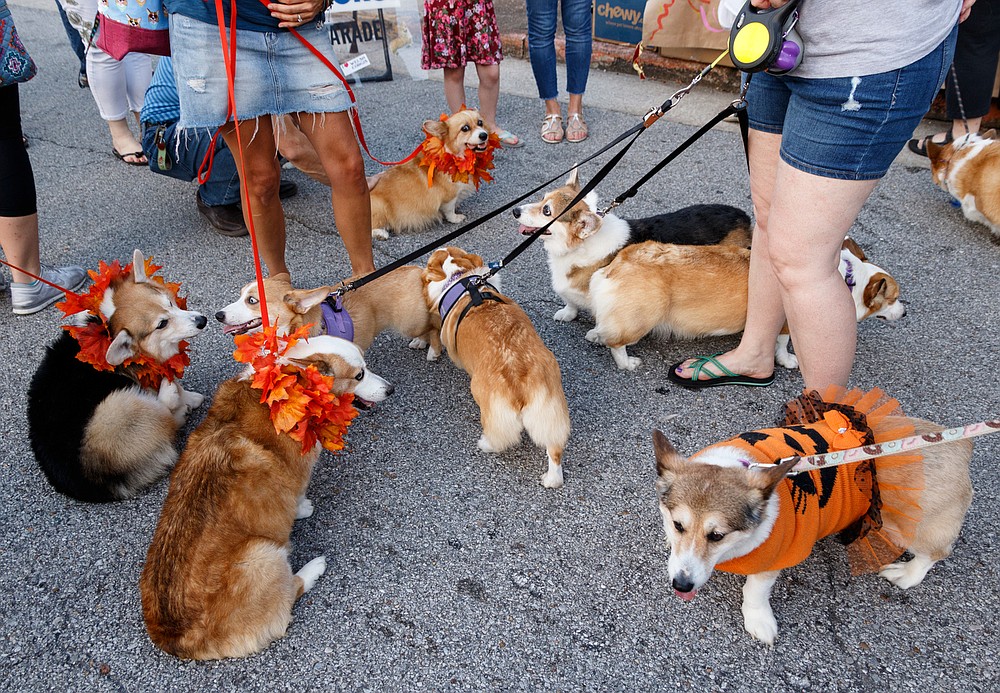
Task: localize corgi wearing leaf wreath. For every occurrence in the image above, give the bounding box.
[141,326,392,660]
[27,250,207,502]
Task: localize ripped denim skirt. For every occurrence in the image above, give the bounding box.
[168,12,352,130]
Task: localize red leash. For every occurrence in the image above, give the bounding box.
[0,259,73,293]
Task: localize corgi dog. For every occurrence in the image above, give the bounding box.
[27,250,206,502]
[652,390,973,645]
[927,130,1000,238]
[216,270,441,360]
[368,109,495,240]
[774,238,906,369]
[421,247,570,488]
[141,335,393,660]
[513,170,751,326]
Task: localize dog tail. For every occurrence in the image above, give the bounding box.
[783,387,925,575]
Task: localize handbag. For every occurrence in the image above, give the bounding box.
[95,0,170,60]
[0,0,38,86]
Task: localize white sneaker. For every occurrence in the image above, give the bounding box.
[10,263,88,315]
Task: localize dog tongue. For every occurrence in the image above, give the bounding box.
[518,224,539,235]
[674,589,698,602]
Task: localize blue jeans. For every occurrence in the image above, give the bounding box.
[525,0,593,100]
[141,121,240,206]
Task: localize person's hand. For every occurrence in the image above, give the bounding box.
[268,0,325,28]
[959,0,976,22]
[750,0,790,8]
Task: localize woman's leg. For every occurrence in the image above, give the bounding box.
[86,46,148,162]
[0,85,40,281]
[443,66,467,115]
[296,111,375,276]
[474,63,500,131]
[526,0,559,101]
[220,117,288,276]
[561,0,593,98]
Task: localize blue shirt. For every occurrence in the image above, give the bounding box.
[164,0,284,32]
[140,57,181,125]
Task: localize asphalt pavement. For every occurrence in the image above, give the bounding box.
[2,2,999,691]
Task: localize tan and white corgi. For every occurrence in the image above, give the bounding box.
[422,247,570,488]
[141,335,393,660]
[652,390,973,645]
[368,109,495,239]
[774,238,906,369]
[928,130,1000,238]
[216,270,441,360]
[513,170,751,326]
[28,250,206,502]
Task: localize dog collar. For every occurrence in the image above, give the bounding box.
[842,256,856,290]
[321,294,354,342]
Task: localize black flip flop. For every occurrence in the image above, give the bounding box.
[907,130,953,158]
[113,149,148,166]
[667,355,775,389]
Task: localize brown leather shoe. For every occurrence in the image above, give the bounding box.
[196,191,248,237]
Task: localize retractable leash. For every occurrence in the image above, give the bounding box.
[728,0,803,75]
[744,418,1000,476]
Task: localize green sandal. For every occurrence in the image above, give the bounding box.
[668,354,775,389]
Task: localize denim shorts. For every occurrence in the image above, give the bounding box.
[169,13,353,130]
[746,25,957,181]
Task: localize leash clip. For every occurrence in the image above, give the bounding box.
[643,106,664,128]
[598,201,620,218]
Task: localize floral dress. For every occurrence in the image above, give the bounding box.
[421,0,503,69]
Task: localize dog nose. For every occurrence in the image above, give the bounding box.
[385,383,395,397]
[512,207,521,219]
[214,311,226,323]
[195,315,208,330]
[672,576,695,593]
[478,131,487,142]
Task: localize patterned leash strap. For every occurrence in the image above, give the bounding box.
[745,418,1000,474]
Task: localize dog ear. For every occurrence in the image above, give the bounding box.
[132,249,149,284]
[105,329,136,366]
[423,118,447,140]
[653,430,683,495]
[925,140,945,161]
[574,212,602,239]
[285,286,335,315]
[749,457,797,495]
[423,249,448,282]
[982,128,997,140]
[565,166,581,189]
[841,236,867,261]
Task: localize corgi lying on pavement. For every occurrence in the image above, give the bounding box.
[368,108,498,240]
[774,237,906,369]
[927,130,1000,238]
[27,250,206,502]
[513,170,751,327]
[653,388,973,645]
[422,247,571,488]
[216,270,442,360]
[141,335,393,660]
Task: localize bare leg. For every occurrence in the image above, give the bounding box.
[544,98,560,118]
[442,66,467,115]
[220,118,288,276]
[108,117,146,164]
[297,112,375,275]
[475,63,500,131]
[567,92,583,118]
[0,213,42,283]
[274,115,330,186]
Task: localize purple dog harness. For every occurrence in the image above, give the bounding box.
[320,294,354,342]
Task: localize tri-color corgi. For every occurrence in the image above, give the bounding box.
[27,250,206,502]
[421,247,571,488]
[141,336,393,660]
[216,270,441,360]
[513,169,751,328]
[368,109,495,239]
[652,389,973,645]
[927,130,1000,238]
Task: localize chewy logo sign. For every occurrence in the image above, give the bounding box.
[593,0,645,44]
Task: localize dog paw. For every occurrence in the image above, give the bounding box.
[181,389,205,410]
[426,345,442,362]
[611,350,642,371]
[408,337,428,350]
[296,556,327,593]
[584,328,605,344]
[157,379,182,409]
[775,353,799,369]
[742,606,778,645]
[372,227,389,240]
[553,306,578,323]
[477,435,498,453]
[879,556,933,589]
[296,497,315,520]
[540,467,564,489]
[445,213,466,224]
